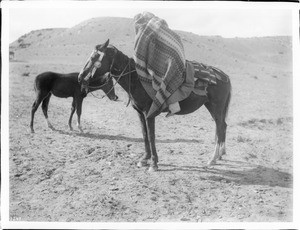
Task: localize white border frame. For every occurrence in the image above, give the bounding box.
[1,1,300,229]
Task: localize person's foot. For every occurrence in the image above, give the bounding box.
[166,102,180,117]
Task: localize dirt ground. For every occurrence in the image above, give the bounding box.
[7,53,293,222]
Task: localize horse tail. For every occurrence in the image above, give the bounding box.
[33,75,38,92]
[224,79,232,121]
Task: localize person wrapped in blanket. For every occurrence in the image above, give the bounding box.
[133,12,192,118]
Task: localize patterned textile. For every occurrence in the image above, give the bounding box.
[133,12,186,118]
[190,60,229,84]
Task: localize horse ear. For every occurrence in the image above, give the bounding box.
[104,39,109,48]
[96,39,109,52]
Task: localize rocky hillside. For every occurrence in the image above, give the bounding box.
[10,17,292,72]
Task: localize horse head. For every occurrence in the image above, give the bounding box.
[78,39,118,101]
[78,39,112,84]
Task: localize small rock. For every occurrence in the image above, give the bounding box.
[150,196,157,201]
[180,217,190,221]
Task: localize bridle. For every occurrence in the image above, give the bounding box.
[81,46,136,102]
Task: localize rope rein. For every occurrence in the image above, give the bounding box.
[89,57,135,100]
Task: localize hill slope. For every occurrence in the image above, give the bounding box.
[10,17,292,72]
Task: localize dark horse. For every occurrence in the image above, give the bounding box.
[30,71,118,133]
[78,40,232,171]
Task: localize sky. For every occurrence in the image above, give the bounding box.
[5,1,295,43]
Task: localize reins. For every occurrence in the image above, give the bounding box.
[112,59,136,106]
[84,48,136,102]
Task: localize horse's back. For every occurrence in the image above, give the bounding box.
[34,72,80,98]
[35,72,79,82]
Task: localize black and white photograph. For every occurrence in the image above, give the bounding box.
[1,0,299,229]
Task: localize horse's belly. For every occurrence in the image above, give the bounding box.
[177,93,207,115]
[51,89,72,98]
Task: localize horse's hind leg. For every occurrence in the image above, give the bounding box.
[68,98,76,131]
[205,102,226,165]
[41,93,54,130]
[30,92,46,133]
[218,118,227,160]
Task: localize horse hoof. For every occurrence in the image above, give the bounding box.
[208,160,216,166]
[148,165,158,172]
[137,161,148,168]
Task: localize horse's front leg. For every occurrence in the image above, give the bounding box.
[136,111,151,167]
[76,98,84,133]
[146,117,158,171]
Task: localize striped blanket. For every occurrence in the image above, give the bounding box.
[133,12,187,118]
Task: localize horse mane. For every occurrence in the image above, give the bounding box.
[107,44,133,66]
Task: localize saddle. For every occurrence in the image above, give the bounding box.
[186,60,229,96]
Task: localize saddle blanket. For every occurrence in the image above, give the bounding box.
[190,60,229,84]
[141,60,229,103]
[185,60,229,96]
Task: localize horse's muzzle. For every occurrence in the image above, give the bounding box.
[78,73,83,83]
[81,83,89,94]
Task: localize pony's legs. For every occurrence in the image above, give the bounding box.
[41,93,54,130]
[145,117,158,171]
[136,110,151,167]
[76,97,84,132]
[30,91,48,133]
[68,98,76,131]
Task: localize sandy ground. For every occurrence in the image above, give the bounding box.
[8,56,292,222]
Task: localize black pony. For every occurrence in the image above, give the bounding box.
[78,40,231,171]
[30,71,118,133]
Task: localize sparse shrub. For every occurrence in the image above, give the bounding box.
[248,152,257,158]
[276,118,284,125]
[19,43,31,49]
[22,72,30,77]
[236,135,251,143]
[272,75,278,79]
[259,119,267,124]
[248,119,256,124]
